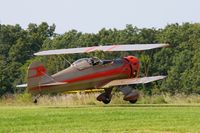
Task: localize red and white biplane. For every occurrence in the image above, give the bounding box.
[17,44,169,104]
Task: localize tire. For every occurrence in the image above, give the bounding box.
[33,99,38,104]
[129,99,137,104]
[102,99,111,104]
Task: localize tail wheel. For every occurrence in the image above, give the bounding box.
[33,94,40,104]
[33,99,38,104]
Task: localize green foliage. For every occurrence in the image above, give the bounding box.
[15,93,32,103]
[140,95,167,104]
[0,23,55,96]
[0,22,200,96]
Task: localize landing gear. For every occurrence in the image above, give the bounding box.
[102,97,111,104]
[118,86,139,104]
[33,94,40,104]
[96,87,139,104]
[33,99,38,104]
[123,89,139,104]
[97,88,112,104]
[129,99,138,104]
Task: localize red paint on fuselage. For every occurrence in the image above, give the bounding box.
[29,56,140,94]
[62,59,131,83]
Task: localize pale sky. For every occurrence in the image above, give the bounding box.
[0,0,200,33]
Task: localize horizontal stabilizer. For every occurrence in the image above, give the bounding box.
[40,82,67,87]
[103,76,166,88]
[34,44,169,56]
[16,84,27,88]
[16,82,67,88]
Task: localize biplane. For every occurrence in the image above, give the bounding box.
[17,44,169,104]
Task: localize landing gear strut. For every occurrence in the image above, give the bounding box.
[33,94,40,104]
[97,88,112,104]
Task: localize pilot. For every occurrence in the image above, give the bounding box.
[90,58,100,66]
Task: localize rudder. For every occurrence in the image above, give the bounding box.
[27,62,48,89]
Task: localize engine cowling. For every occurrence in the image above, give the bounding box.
[124,56,140,78]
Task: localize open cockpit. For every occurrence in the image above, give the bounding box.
[71,57,112,70]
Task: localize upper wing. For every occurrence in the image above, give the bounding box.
[34,44,169,56]
[102,76,166,88]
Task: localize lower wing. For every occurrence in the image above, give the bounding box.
[102,76,166,88]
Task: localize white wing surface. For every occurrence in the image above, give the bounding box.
[102,76,166,88]
[16,84,27,88]
[16,82,67,88]
[34,44,169,56]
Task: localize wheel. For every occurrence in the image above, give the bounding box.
[102,98,111,104]
[129,99,137,104]
[97,88,112,104]
[33,99,38,104]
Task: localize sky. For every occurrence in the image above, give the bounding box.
[0,0,200,33]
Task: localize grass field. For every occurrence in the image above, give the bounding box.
[0,105,200,133]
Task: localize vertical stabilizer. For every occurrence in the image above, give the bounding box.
[27,62,49,90]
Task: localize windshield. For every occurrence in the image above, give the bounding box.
[72,57,102,70]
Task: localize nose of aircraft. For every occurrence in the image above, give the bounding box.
[124,56,140,78]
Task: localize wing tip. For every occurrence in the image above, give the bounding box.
[163,43,170,47]
[16,84,27,88]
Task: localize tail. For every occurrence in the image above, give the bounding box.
[27,62,50,90]
[17,62,64,95]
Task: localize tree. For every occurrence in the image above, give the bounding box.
[1,22,200,96]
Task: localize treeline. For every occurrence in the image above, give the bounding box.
[0,22,200,96]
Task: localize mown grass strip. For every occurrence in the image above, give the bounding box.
[0,106,200,133]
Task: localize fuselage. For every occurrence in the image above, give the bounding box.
[29,56,140,95]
